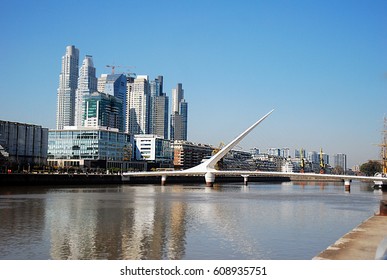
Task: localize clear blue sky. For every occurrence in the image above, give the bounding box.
[0,0,386,167]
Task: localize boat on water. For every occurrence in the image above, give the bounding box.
[373,173,386,189]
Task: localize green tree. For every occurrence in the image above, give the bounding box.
[360,160,382,176]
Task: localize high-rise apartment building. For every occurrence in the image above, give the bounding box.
[75,55,97,127]
[333,153,347,171]
[170,83,187,141]
[295,149,306,159]
[150,76,169,139]
[56,45,79,129]
[127,75,150,135]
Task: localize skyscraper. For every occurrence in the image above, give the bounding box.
[150,76,169,139]
[170,83,187,141]
[83,92,123,131]
[127,75,150,134]
[333,153,347,172]
[75,55,97,127]
[97,73,127,131]
[56,45,79,129]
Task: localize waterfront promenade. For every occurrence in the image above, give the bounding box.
[314,208,387,260]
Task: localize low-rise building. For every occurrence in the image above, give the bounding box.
[172,141,213,169]
[134,134,173,167]
[0,120,48,171]
[47,126,133,171]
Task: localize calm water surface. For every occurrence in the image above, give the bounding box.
[0,181,385,260]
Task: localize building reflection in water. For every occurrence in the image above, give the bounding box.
[46,187,187,259]
[1,182,381,260]
[0,195,46,259]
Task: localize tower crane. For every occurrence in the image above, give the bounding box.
[106,65,135,75]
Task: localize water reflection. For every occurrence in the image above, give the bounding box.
[0,182,385,260]
[43,187,188,260]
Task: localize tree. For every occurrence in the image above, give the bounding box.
[332,166,344,175]
[360,160,382,176]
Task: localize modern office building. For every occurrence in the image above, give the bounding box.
[0,120,48,170]
[56,45,79,130]
[127,75,150,135]
[98,74,127,131]
[83,92,123,131]
[149,76,169,139]
[47,127,132,169]
[134,134,173,165]
[170,83,187,141]
[75,55,97,127]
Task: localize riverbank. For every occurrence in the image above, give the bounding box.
[314,210,387,260]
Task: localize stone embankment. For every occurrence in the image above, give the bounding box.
[314,200,387,260]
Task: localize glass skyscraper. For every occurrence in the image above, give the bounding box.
[150,76,169,139]
[83,92,123,131]
[98,74,127,131]
[56,45,79,130]
[170,83,187,141]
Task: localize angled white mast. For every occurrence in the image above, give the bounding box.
[187,109,274,173]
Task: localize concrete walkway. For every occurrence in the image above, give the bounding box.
[313,215,387,260]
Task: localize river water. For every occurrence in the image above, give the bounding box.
[0,181,385,260]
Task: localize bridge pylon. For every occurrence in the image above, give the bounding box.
[205,172,215,187]
[344,179,351,192]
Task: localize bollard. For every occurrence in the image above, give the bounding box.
[379,200,387,216]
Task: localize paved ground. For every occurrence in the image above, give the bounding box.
[313,215,387,260]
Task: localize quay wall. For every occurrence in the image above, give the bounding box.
[0,173,122,186]
[0,173,290,186]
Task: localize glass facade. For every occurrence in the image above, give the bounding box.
[134,134,173,163]
[84,92,123,131]
[48,128,131,161]
[170,83,187,141]
[98,74,127,131]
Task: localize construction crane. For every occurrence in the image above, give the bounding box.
[106,65,135,75]
[300,148,305,173]
[212,142,225,156]
[319,148,325,174]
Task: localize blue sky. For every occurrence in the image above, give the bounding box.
[0,0,386,167]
